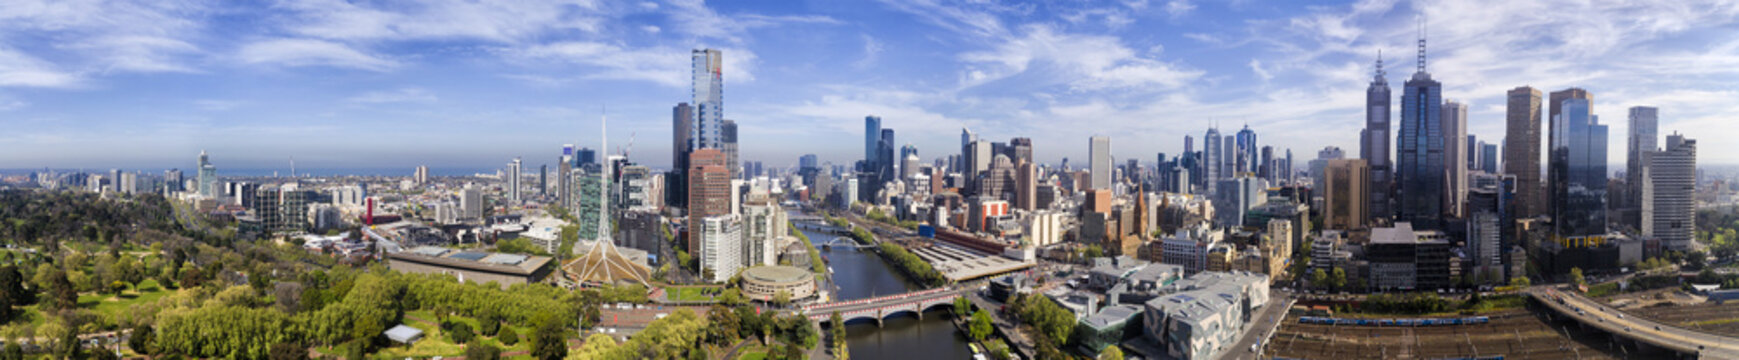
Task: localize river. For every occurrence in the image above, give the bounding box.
[795,223,974,360]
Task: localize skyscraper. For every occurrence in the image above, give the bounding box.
[1325,159,1370,230]
[1548,96,1608,237]
[670,103,692,209]
[864,116,882,170]
[461,185,483,220]
[722,119,739,179]
[1480,142,1498,174]
[414,165,429,185]
[507,158,522,203]
[1442,100,1468,218]
[1236,125,1258,175]
[1504,86,1544,218]
[1090,136,1112,190]
[1396,33,1444,229]
[1363,53,1394,221]
[1202,128,1220,194]
[197,150,217,197]
[691,49,723,150]
[687,149,730,256]
[1010,137,1033,165]
[1646,133,1695,250]
[1626,106,1659,230]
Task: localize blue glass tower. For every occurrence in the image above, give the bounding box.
[1396,31,1444,229]
[1549,97,1608,237]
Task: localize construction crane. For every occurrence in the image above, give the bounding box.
[619,131,635,158]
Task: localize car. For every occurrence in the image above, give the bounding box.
[1656,326,1663,331]
[1618,314,1625,319]
[1625,327,1631,332]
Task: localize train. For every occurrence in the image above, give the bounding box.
[1296,316,1491,327]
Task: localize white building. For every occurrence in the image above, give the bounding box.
[1142,271,1270,360]
[1162,223,1222,274]
[700,214,744,283]
[741,197,788,267]
[1027,210,1065,247]
[1646,133,1696,251]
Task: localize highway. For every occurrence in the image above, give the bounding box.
[1532,287,1739,358]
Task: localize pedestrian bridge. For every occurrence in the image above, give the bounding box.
[799,287,967,327]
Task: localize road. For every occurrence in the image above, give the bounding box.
[1534,287,1739,358]
[1222,289,1296,360]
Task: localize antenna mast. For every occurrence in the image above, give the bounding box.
[1416,14,1427,73]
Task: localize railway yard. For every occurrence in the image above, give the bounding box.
[1262,309,1676,359]
[1621,296,1739,337]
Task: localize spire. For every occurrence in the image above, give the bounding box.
[1416,14,1428,74]
[1375,49,1386,79]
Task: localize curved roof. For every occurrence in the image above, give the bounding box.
[742,266,811,284]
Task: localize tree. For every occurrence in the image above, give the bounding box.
[447,322,475,344]
[718,288,746,306]
[346,340,366,360]
[49,269,76,310]
[465,342,501,360]
[128,322,153,355]
[953,296,971,315]
[530,315,568,360]
[1570,267,1586,288]
[1329,267,1347,292]
[0,342,19,360]
[773,290,792,308]
[1511,276,1531,287]
[1310,268,1327,290]
[830,311,846,355]
[498,326,519,346]
[269,343,308,360]
[1099,345,1125,360]
[478,308,502,336]
[108,280,128,295]
[969,310,994,341]
[180,265,204,289]
[706,304,740,344]
[1083,245,1104,259]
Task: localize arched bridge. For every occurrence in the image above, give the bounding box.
[799,287,969,327]
[819,236,876,249]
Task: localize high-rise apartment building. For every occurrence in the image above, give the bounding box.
[698,214,743,283]
[1363,54,1394,221]
[1396,34,1444,229]
[506,158,522,203]
[1090,136,1112,190]
[1442,100,1468,218]
[691,49,723,150]
[1324,159,1370,230]
[197,150,217,197]
[461,186,483,220]
[1646,133,1695,250]
[1548,96,1608,237]
[414,165,429,185]
[1504,86,1544,218]
[687,149,731,256]
[1626,106,1659,230]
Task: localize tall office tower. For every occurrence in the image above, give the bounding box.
[560,147,574,210]
[966,140,992,194]
[1442,100,1468,218]
[1010,137,1033,165]
[506,158,522,203]
[864,116,882,170]
[959,127,976,173]
[1396,33,1444,229]
[722,119,739,179]
[1184,135,1194,155]
[798,154,820,188]
[414,165,429,185]
[879,128,896,184]
[687,149,730,256]
[1014,160,1036,212]
[903,153,921,179]
[1090,136,1112,190]
[1223,135,1236,180]
[576,148,597,167]
[1259,146,1274,180]
[1325,159,1370,230]
[1363,53,1394,221]
[1625,106,1659,229]
[691,49,724,150]
[538,164,547,195]
[1548,88,1592,131]
[1646,133,1695,250]
[901,143,920,169]
[461,185,483,220]
[119,172,137,195]
[197,150,217,197]
[1202,128,1221,193]
[164,169,183,194]
[1465,135,1479,170]
[1480,142,1498,174]
[1504,86,1544,218]
[1548,96,1608,237]
[1236,125,1259,174]
[1310,146,1346,193]
[671,103,693,209]
[1285,148,1295,184]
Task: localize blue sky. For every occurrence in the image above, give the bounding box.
[4,0,1739,172]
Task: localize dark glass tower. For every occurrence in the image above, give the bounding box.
[1362,53,1394,221]
[1396,33,1444,229]
[1549,97,1608,237]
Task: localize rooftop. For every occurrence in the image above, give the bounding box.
[387,246,553,276]
[742,265,811,284]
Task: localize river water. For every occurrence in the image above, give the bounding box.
[796,224,973,360]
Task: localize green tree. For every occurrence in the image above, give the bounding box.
[478,308,502,336]
[953,296,971,315]
[530,315,568,360]
[1309,268,1327,290]
[1511,276,1531,287]
[1099,345,1125,360]
[830,311,846,355]
[969,310,994,341]
[1083,245,1104,259]
[1570,267,1586,288]
[48,269,76,310]
[465,341,501,360]
[269,342,308,360]
[1329,267,1347,292]
[706,304,741,344]
[128,322,153,355]
[0,342,19,360]
[773,290,792,308]
[498,326,519,346]
[447,322,475,344]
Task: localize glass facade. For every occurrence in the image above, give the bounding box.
[1396,71,1444,229]
[1550,98,1608,237]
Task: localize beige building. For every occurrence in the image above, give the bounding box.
[1324,159,1369,230]
[741,266,817,302]
[388,247,555,289]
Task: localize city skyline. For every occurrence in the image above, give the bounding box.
[5,1,1739,171]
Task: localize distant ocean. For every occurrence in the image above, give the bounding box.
[0,167,498,177]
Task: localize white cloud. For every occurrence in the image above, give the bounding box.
[349,88,438,104]
[1166,0,1196,19]
[853,34,884,70]
[1249,59,1272,81]
[0,47,80,88]
[0,0,208,75]
[664,0,840,43]
[509,42,756,87]
[959,25,1200,91]
[237,38,398,71]
[272,0,606,43]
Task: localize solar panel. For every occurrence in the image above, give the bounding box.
[449,252,489,261]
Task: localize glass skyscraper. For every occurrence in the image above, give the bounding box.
[1396,37,1444,229]
[1203,127,1221,193]
[691,49,723,150]
[1362,54,1393,221]
[1549,97,1609,237]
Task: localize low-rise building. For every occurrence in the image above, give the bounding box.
[1142,271,1271,360]
[387,246,555,289]
[740,265,817,302]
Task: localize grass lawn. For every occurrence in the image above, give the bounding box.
[73,278,173,323]
[667,286,722,302]
[1586,282,1621,298]
[737,351,768,360]
[399,309,532,357]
